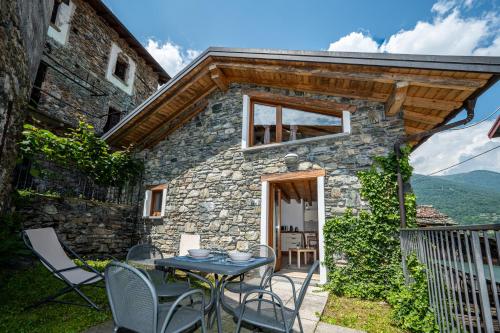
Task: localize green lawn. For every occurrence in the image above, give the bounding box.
[320,295,407,333]
[0,261,111,333]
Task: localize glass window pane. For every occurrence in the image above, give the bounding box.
[152,191,163,215]
[253,104,277,146]
[282,107,342,141]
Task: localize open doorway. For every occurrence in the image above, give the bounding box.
[263,171,324,280]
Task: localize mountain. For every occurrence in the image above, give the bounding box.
[411,170,500,225]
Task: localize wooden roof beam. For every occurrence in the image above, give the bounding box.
[405,125,428,135]
[385,81,409,116]
[209,64,229,92]
[290,182,301,203]
[216,62,487,90]
[304,180,312,205]
[403,110,445,125]
[276,184,291,204]
[403,96,463,111]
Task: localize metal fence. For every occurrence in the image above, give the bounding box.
[12,159,141,205]
[401,225,500,332]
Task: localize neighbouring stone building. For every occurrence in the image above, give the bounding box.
[104,48,499,283]
[28,0,169,135]
[0,0,53,212]
[416,205,457,227]
[19,193,137,257]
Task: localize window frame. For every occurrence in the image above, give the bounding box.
[248,98,344,147]
[143,184,167,219]
[149,189,163,217]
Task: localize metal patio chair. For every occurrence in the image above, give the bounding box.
[106,261,214,333]
[22,227,104,310]
[126,243,191,298]
[224,244,276,304]
[223,261,319,333]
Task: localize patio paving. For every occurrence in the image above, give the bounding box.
[84,276,361,333]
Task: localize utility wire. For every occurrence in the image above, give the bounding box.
[412,145,500,181]
[450,106,499,131]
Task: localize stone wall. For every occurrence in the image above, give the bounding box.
[19,194,138,257]
[138,83,405,255]
[31,0,162,134]
[0,0,52,213]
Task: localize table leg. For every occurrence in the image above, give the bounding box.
[289,249,291,266]
[304,251,308,266]
[209,274,227,333]
[298,251,301,268]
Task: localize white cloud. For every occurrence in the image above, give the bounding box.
[432,0,457,15]
[328,32,379,53]
[410,121,500,175]
[327,0,500,176]
[145,39,201,77]
[474,36,500,56]
[327,3,498,56]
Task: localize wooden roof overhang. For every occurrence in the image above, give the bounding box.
[102,47,500,149]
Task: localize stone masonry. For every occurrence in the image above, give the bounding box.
[138,83,405,254]
[30,0,164,134]
[0,0,52,212]
[19,193,138,257]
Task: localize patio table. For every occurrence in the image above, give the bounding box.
[130,255,273,333]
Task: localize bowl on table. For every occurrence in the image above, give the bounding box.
[188,249,210,258]
[228,251,252,262]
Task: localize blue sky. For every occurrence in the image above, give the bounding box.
[104,0,499,175]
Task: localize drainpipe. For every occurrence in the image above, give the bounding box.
[394,98,476,228]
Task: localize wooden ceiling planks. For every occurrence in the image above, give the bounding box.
[104,51,496,148]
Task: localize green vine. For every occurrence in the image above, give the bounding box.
[323,146,435,332]
[18,122,143,187]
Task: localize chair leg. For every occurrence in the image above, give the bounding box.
[297,313,304,333]
[235,317,243,333]
[200,315,207,333]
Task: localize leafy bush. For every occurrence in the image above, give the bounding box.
[388,255,438,333]
[323,146,436,332]
[324,146,416,299]
[18,122,143,187]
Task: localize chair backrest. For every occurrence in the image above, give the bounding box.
[179,234,200,256]
[24,227,76,272]
[248,244,276,285]
[126,243,164,261]
[105,261,158,333]
[295,261,319,311]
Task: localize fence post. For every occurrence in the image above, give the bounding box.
[471,231,494,332]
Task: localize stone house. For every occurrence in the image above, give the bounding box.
[28,0,169,135]
[104,48,500,283]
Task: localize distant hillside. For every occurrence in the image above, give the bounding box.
[411,170,500,225]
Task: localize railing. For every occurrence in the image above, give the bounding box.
[12,159,141,205]
[401,225,500,333]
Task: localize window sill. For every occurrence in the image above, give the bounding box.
[143,216,164,220]
[242,131,350,152]
[111,73,129,86]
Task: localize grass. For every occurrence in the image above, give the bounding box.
[0,260,111,333]
[320,294,407,333]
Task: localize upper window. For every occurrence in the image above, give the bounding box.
[50,1,63,25]
[106,43,136,95]
[113,54,129,82]
[102,107,121,133]
[47,0,74,45]
[249,101,343,147]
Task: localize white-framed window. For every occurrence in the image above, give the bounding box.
[241,94,351,149]
[106,43,136,95]
[47,0,75,45]
[143,185,167,218]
